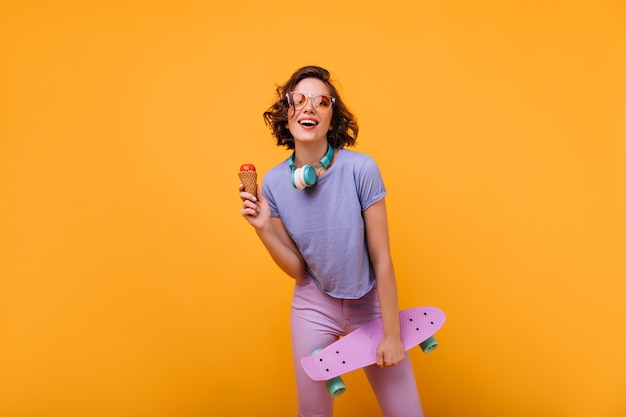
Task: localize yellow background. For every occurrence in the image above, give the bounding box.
[1,1,625,416]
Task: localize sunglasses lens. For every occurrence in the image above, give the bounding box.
[291,92,306,108]
[314,95,332,109]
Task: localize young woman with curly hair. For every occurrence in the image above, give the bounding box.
[240,65,423,417]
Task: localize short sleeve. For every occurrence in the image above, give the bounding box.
[262,178,281,218]
[356,157,387,211]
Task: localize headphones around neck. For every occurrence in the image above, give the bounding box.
[289,143,334,190]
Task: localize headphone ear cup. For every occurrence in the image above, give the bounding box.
[296,168,307,190]
[292,167,307,190]
[302,165,317,187]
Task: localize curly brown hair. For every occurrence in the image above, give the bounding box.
[263,66,359,150]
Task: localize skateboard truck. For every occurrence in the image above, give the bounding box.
[419,335,439,353]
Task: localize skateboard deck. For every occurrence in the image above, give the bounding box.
[301,306,445,381]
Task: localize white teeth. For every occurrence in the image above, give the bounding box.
[299,120,317,126]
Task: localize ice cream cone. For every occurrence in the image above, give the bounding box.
[238,170,257,197]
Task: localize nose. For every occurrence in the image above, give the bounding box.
[302,96,316,112]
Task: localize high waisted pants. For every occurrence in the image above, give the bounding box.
[290,278,424,417]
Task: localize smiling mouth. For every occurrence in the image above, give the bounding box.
[299,120,318,127]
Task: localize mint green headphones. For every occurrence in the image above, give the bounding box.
[289,143,334,190]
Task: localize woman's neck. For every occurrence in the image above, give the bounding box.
[293,141,331,167]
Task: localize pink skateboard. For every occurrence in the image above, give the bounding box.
[301,306,445,395]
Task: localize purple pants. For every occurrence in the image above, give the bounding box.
[291,278,424,417]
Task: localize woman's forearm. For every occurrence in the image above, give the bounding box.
[374,259,401,338]
[256,219,306,280]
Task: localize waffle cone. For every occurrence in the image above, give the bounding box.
[238,170,257,196]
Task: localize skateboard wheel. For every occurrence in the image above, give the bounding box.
[325,376,347,397]
[419,336,438,353]
[311,348,347,397]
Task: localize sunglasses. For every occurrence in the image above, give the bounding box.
[286,91,336,111]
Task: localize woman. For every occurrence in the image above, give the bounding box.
[239,65,423,417]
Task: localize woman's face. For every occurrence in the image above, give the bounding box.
[287,77,334,145]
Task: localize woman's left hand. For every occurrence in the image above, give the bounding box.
[376,335,405,367]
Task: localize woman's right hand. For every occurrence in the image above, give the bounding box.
[239,184,271,231]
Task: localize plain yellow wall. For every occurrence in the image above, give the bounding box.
[1,1,625,416]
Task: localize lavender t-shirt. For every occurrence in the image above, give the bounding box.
[262,149,386,299]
